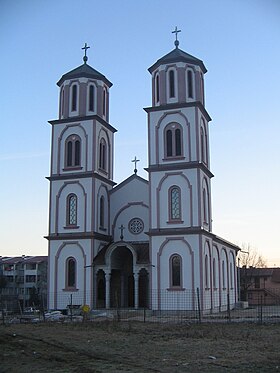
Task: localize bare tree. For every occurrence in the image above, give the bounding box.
[238,243,267,269]
[238,243,267,301]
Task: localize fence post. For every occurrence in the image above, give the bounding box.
[227,292,231,323]
[196,288,201,323]
[70,294,73,322]
[259,295,263,324]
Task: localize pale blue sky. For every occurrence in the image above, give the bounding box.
[1,0,279,265]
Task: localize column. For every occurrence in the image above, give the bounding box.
[134,271,139,309]
[105,271,111,309]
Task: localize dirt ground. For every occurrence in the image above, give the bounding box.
[0,321,280,372]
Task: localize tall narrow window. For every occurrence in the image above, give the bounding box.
[205,255,209,288]
[67,194,77,226]
[66,258,76,288]
[222,260,225,288]
[213,258,216,288]
[60,88,64,117]
[89,85,95,112]
[201,128,205,163]
[169,70,175,98]
[100,196,105,228]
[169,186,181,220]
[102,88,106,116]
[71,84,77,112]
[74,140,80,166]
[166,130,173,157]
[171,255,182,287]
[230,263,233,289]
[155,74,160,103]
[187,70,193,98]
[175,129,181,156]
[164,123,183,158]
[99,138,107,171]
[65,135,81,168]
[67,141,73,167]
[203,188,207,223]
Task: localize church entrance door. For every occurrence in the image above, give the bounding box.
[110,246,134,308]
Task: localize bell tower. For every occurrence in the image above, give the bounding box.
[47,44,116,309]
[145,30,214,308]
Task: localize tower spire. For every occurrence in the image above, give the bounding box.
[82,42,90,64]
[172,26,181,48]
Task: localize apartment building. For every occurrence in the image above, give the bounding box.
[0,256,47,310]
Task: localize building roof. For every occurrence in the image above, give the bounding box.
[240,267,279,278]
[0,256,47,265]
[148,47,207,74]
[57,62,113,87]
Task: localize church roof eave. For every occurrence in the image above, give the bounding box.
[148,47,207,74]
[110,173,148,195]
[57,63,113,87]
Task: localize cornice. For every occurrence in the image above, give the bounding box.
[143,101,211,122]
[145,161,214,178]
[46,171,117,185]
[48,115,117,133]
[45,231,112,241]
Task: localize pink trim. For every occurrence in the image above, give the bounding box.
[54,241,87,308]
[169,253,183,288]
[111,202,149,238]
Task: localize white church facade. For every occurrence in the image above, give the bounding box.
[46,36,239,312]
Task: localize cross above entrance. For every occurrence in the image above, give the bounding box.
[82,42,90,63]
[131,156,140,174]
[172,26,181,48]
[119,224,125,241]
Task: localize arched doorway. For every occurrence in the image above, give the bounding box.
[110,246,134,308]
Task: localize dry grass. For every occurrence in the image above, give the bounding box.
[1,321,280,372]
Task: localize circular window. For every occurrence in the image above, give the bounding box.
[128,218,144,234]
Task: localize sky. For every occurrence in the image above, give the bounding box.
[1,0,279,265]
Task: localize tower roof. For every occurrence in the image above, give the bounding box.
[57,63,113,87]
[148,47,207,74]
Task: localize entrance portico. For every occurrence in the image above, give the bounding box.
[93,241,149,309]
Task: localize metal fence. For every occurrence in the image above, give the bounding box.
[1,288,280,324]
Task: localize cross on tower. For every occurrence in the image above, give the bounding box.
[82,42,90,63]
[131,156,140,174]
[172,26,181,48]
[119,224,125,241]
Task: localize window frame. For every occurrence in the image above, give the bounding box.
[164,123,184,159]
[169,254,183,289]
[99,137,107,172]
[65,257,76,289]
[65,135,82,169]
[66,193,78,228]
[70,83,79,114]
[168,185,182,223]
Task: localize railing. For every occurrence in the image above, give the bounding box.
[1,288,280,324]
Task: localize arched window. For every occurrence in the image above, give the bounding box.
[213,258,216,288]
[200,127,205,163]
[67,194,77,226]
[169,186,181,221]
[170,254,182,287]
[222,260,226,289]
[66,257,76,288]
[169,70,175,98]
[200,73,204,104]
[205,255,209,288]
[99,196,105,228]
[99,138,107,171]
[187,70,193,99]
[71,84,78,112]
[164,123,183,158]
[155,73,160,103]
[89,85,95,112]
[203,188,207,223]
[60,88,64,117]
[65,135,81,168]
[102,88,107,116]
[230,262,233,289]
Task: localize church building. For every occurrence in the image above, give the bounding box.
[46,33,239,312]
